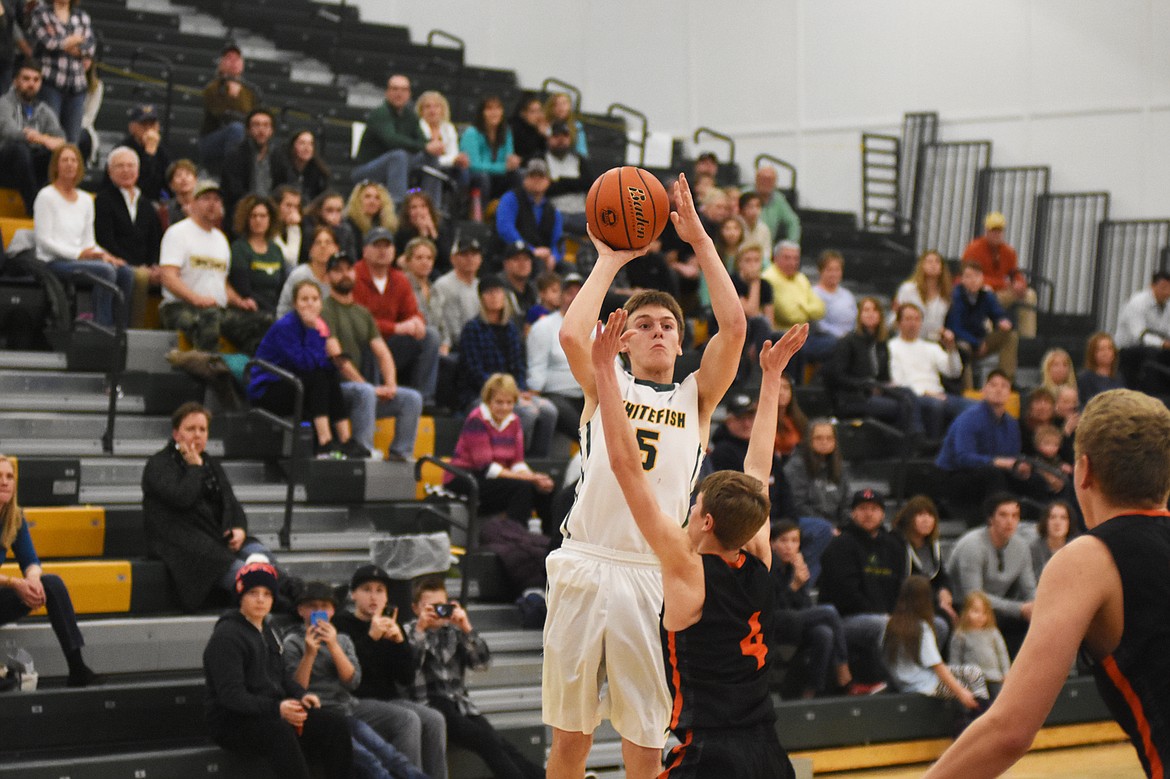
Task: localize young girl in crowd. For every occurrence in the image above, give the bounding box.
[948,590,1011,691]
[1039,347,1077,399]
[783,418,849,584]
[773,372,808,460]
[885,577,990,724]
[1029,500,1074,579]
[892,249,953,343]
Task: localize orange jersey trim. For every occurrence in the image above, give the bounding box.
[1102,654,1164,779]
[659,728,693,778]
[666,630,684,729]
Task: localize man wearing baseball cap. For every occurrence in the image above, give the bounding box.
[431,236,483,352]
[334,566,449,778]
[115,103,171,200]
[494,157,565,273]
[962,212,1037,338]
[818,488,905,693]
[198,42,260,177]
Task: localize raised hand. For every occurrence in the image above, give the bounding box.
[590,308,628,373]
[586,225,643,268]
[669,173,708,246]
[759,323,809,377]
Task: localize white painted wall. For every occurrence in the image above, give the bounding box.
[349,0,1169,219]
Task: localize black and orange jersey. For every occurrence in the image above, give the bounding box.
[1087,512,1170,778]
[661,551,776,732]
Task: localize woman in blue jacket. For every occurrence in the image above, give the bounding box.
[248,279,367,459]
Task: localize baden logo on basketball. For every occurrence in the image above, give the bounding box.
[626,186,651,239]
[600,209,618,227]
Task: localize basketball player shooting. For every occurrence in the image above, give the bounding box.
[543,172,746,779]
[593,309,807,778]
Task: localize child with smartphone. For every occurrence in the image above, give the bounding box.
[405,576,544,779]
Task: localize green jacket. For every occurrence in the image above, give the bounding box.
[356,101,426,162]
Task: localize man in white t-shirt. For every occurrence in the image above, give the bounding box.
[888,302,973,440]
[158,180,270,352]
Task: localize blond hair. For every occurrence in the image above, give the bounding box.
[0,455,22,549]
[481,373,519,405]
[958,591,999,631]
[1075,389,1170,507]
[346,181,398,235]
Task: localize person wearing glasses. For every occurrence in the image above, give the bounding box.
[945,493,1035,657]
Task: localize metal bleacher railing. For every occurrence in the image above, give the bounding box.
[71,272,127,455]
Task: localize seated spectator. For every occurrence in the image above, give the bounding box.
[164,158,197,226]
[499,241,538,327]
[738,191,773,267]
[34,143,134,327]
[888,302,971,441]
[222,108,289,222]
[947,261,1018,388]
[159,180,269,352]
[935,370,1048,523]
[1077,331,1123,404]
[394,190,451,277]
[333,566,449,779]
[824,296,917,432]
[525,271,561,330]
[353,227,440,404]
[762,240,825,380]
[416,89,470,200]
[962,212,1036,338]
[1031,424,1074,504]
[883,576,989,721]
[1019,387,1056,458]
[1030,500,1073,579]
[400,237,440,332]
[28,0,94,145]
[892,495,957,643]
[714,215,745,271]
[94,145,163,328]
[114,103,169,201]
[141,402,276,612]
[543,92,587,158]
[228,194,285,326]
[302,189,357,260]
[610,239,681,301]
[448,372,555,532]
[351,74,442,206]
[783,418,850,584]
[754,164,800,245]
[272,184,303,268]
[708,392,799,529]
[202,562,352,779]
[948,591,1011,690]
[277,223,336,317]
[807,250,857,366]
[946,493,1035,655]
[458,275,557,457]
[509,96,547,162]
[1038,347,1076,399]
[732,243,774,374]
[1053,385,1080,459]
[283,581,428,779]
[249,279,368,458]
[892,249,953,343]
[769,520,852,698]
[405,577,545,779]
[526,270,583,441]
[459,95,520,205]
[543,120,589,235]
[773,372,807,460]
[1114,270,1170,393]
[431,237,483,353]
[345,180,398,250]
[198,43,259,177]
[0,453,99,686]
[283,129,330,204]
[321,252,422,462]
[818,489,905,690]
[0,58,64,215]
[495,159,564,273]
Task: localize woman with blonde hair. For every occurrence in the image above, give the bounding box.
[344,180,397,246]
[416,89,470,199]
[0,454,99,686]
[543,91,587,158]
[1038,347,1077,399]
[892,249,953,342]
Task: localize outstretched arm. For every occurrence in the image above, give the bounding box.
[671,174,746,419]
[592,309,703,625]
[742,324,809,567]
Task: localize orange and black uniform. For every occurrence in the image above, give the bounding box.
[1087,512,1170,778]
[659,552,794,779]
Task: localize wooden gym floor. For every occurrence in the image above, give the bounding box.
[828,742,1143,778]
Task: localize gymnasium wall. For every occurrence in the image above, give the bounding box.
[352,0,1170,220]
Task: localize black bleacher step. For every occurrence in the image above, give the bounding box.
[0,744,273,779]
[14,457,80,506]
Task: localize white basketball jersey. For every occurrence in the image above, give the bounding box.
[561,364,705,555]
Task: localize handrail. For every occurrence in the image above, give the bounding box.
[540,77,581,114]
[606,103,648,167]
[866,207,915,235]
[245,358,303,550]
[693,127,735,164]
[71,272,126,455]
[427,29,465,51]
[414,455,477,603]
[754,153,797,192]
[128,49,175,149]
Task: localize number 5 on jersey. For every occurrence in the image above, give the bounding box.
[635,428,659,471]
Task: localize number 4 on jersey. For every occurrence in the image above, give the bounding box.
[739,611,767,669]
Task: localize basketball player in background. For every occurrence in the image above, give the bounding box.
[544,173,746,779]
[593,309,805,777]
[926,389,1170,778]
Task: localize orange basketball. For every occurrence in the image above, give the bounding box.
[585,166,670,251]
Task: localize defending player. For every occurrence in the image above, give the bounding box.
[925,389,1170,778]
[544,173,747,779]
[594,308,806,778]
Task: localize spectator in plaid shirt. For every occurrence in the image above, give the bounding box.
[406,576,544,779]
[27,0,95,145]
[457,274,556,456]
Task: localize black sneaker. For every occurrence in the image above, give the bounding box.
[340,439,371,459]
[315,439,345,459]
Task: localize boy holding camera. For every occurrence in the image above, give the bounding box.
[283,581,427,779]
[406,576,544,779]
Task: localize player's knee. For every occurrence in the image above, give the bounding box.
[551,728,593,760]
